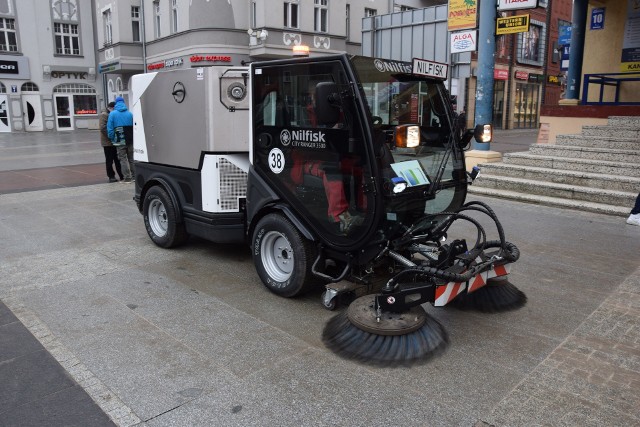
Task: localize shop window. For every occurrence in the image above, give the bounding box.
[53,83,97,116]
[514,82,539,129]
[492,80,505,129]
[517,20,545,66]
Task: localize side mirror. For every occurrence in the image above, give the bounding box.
[315,82,340,127]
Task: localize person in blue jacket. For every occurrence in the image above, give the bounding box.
[107,96,134,183]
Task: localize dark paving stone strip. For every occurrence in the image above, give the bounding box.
[0,164,107,195]
[0,300,114,426]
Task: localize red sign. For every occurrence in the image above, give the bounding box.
[189,55,232,63]
[494,69,509,80]
[515,70,529,80]
[147,62,165,71]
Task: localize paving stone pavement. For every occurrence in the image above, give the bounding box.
[479,268,640,427]
[0,128,638,426]
[1,181,639,426]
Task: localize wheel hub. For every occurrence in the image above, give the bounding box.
[347,295,427,336]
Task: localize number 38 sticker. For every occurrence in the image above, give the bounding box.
[268,148,285,174]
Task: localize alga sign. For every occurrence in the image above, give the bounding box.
[448,0,477,32]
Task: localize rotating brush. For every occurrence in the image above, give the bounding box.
[322,295,449,367]
[448,276,527,313]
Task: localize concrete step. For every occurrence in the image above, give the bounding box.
[582,125,640,139]
[472,174,635,206]
[467,186,630,217]
[555,134,640,151]
[528,144,640,163]
[476,162,640,192]
[607,116,640,128]
[503,152,640,177]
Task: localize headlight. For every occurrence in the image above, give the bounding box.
[474,124,493,143]
[393,124,421,148]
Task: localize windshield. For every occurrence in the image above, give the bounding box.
[350,56,464,217]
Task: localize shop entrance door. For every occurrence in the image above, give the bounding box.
[0,95,10,132]
[22,94,43,131]
[55,94,74,130]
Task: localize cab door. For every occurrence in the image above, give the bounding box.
[251,58,377,248]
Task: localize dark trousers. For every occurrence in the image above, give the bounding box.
[103,146,123,179]
[632,193,640,215]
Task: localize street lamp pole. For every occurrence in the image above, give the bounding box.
[141,0,148,73]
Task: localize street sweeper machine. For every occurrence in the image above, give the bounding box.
[131,54,525,366]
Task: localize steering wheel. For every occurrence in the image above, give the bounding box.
[372,116,383,125]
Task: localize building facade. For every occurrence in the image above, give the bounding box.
[96,0,434,110]
[541,0,640,143]
[0,0,100,132]
[465,0,573,130]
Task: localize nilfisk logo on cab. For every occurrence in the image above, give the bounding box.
[280,129,327,149]
[374,59,412,74]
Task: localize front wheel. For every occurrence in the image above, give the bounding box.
[252,213,317,297]
[143,186,188,248]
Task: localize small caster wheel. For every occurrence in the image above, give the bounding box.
[321,291,337,311]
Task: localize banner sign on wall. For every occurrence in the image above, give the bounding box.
[450,30,477,53]
[498,0,538,12]
[447,0,477,31]
[590,8,605,30]
[494,69,509,80]
[496,14,530,35]
[621,0,640,71]
[558,25,571,45]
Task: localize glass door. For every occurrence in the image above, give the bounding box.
[0,95,10,132]
[55,94,73,130]
[492,81,505,129]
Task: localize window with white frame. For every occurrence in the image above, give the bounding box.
[0,18,17,52]
[131,6,140,42]
[394,5,414,12]
[314,0,328,33]
[345,4,350,41]
[52,0,80,55]
[284,1,298,29]
[251,1,256,28]
[103,9,112,45]
[171,0,178,33]
[154,1,161,38]
[54,22,79,55]
[517,20,546,66]
[364,8,376,17]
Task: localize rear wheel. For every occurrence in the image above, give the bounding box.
[143,186,188,248]
[252,213,317,297]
